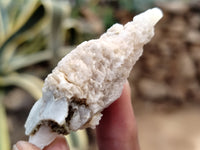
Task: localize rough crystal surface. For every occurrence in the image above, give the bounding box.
[25,8,163,137]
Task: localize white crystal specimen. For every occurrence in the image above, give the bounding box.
[25,8,163,149]
[29,126,59,149]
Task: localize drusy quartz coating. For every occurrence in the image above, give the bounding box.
[25,8,163,148]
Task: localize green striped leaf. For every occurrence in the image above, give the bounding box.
[66,130,89,150]
[0,73,43,99]
[0,92,10,150]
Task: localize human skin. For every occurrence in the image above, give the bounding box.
[13,82,140,150]
[96,81,140,150]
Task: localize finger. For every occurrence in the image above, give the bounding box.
[96,81,140,150]
[44,136,69,150]
[13,141,41,150]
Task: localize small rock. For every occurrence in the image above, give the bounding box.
[168,85,185,101]
[186,81,200,102]
[185,29,200,44]
[190,1,200,12]
[169,17,187,37]
[177,52,196,79]
[138,78,169,100]
[188,14,200,29]
[190,46,200,62]
[157,1,189,15]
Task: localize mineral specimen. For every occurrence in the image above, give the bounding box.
[25,8,163,149]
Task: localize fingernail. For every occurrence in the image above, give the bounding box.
[16,141,33,150]
[16,141,26,149]
[12,144,19,150]
[15,141,41,150]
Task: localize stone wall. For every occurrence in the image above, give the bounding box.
[129,1,200,104]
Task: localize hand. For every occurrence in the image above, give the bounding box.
[13,81,140,150]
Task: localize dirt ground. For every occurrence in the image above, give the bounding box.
[134,101,200,150]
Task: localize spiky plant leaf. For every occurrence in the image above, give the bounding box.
[66,130,89,150]
[0,73,43,99]
[0,0,40,46]
[0,4,47,72]
[0,92,10,150]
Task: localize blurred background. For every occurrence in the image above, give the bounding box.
[0,0,200,150]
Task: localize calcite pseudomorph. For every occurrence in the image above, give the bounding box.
[25,8,163,149]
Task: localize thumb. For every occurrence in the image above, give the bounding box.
[44,136,69,150]
[13,141,40,150]
[13,136,69,150]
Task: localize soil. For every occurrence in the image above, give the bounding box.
[134,101,200,150]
